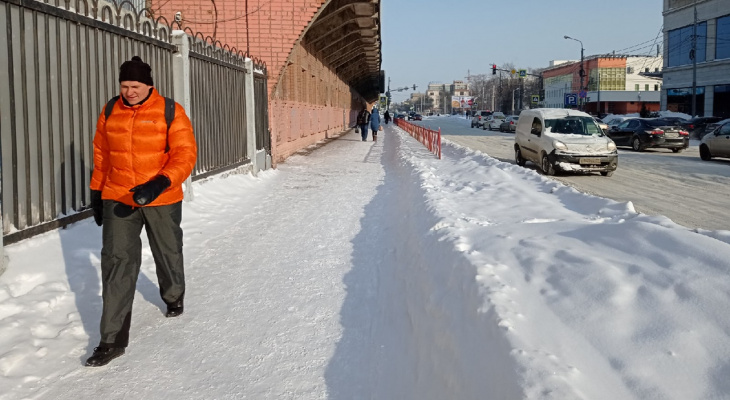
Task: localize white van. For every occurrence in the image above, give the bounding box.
[514,108,618,176]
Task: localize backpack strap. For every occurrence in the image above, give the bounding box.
[163,97,175,153]
[104,95,120,121]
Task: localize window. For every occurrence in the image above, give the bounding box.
[635,84,640,91]
[530,118,542,135]
[627,67,634,74]
[645,84,649,91]
[667,87,705,116]
[655,84,659,91]
[713,84,730,118]
[721,123,730,135]
[667,22,707,67]
[717,15,730,60]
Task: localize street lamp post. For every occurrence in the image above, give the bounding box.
[564,35,584,111]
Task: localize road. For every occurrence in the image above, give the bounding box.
[412,115,730,232]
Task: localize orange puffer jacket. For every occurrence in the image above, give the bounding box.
[90,88,197,206]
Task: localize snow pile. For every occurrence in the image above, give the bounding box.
[1,124,730,399]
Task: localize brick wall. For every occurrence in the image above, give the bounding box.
[154,0,366,164]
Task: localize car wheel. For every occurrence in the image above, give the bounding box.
[671,148,684,153]
[515,147,526,167]
[482,125,487,130]
[699,144,712,161]
[631,137,643,152]
[471,123,474,128]
[541,154,555,176]
[600,171,614,177]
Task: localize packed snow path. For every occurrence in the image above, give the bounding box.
[2,123,730,399]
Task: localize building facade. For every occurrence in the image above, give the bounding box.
[661,0,730,118]
[542,55,663,115]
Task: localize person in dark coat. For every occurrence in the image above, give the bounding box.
[357,107,370,141]
[384,110,391,124]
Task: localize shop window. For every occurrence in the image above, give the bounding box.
[717,15,730,60]
[713,85,730,118]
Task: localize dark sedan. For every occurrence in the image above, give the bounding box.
[680,116,723,139]
[607,118,689,152]
[411,114,423,121]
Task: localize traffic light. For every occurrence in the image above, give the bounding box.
[492,64,497,75]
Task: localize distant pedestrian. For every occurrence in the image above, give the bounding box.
[86,56,197,367]
[384,110,391,125]
[356,107,370,141]
[370,106,382,141]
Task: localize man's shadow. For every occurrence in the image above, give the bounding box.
[59,155,165,364]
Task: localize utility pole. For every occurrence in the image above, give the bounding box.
[580,46,585,111]
[519,76,525,111]
[565,36,585,110]
[597,68,601,116]
[691,0,698,117]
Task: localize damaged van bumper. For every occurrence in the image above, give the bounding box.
[550,151,618,173]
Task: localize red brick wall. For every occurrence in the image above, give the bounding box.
[154,0,366,164]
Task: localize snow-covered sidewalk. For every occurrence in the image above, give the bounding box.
[2,123,730,399]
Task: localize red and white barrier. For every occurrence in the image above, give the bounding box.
[394,119,441,159]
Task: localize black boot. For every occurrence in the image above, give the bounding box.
[85,347,125,367]
[166,299,184,318]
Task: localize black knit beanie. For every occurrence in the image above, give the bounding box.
[119,56,153,86]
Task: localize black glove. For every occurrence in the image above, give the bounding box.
[90,190,103,226]
[130,175,171,206]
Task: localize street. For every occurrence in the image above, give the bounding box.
[416,115,730,231]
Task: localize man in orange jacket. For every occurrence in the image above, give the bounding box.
[86,56,197,367]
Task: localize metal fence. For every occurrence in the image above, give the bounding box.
[254,66,270,153]
[0,0,268,244]
[0,0,175,243]
[187,38,250,179]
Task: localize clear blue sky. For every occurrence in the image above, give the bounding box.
[381,0,664,102]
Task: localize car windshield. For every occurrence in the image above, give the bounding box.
[651,118,683,127]
[545,116,603,136]
[646,119,673,127]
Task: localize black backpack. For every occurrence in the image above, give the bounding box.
[104,95,176,152]
[357,110,369,125]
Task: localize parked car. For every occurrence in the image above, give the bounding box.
[393,113,405,120]
[703,118,730,138]
[471,110,492,128]
[699,120,730,161]
[680,116,723,139]
[412,114,423,121]
[514,108,618,176]
[606,118,689,152]
[499,115,519,132]
[657,116,689,125]
[601,115,629,129]
[484,112,506,130]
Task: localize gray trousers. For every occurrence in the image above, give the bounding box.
[98,200,185,348]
